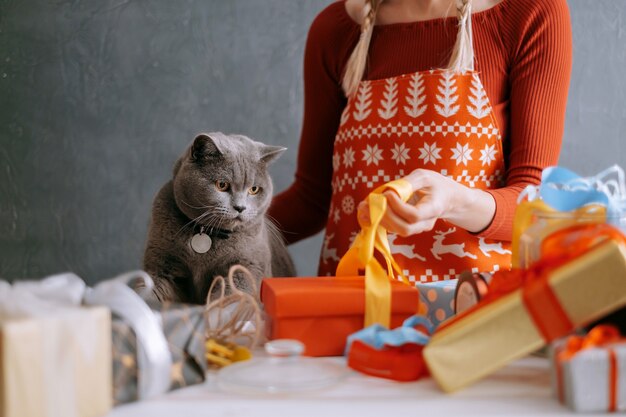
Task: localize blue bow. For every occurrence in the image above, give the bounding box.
[345,315,433,355]
[521,165,626,225]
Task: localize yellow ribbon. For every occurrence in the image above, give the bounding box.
[512,200,607,268]
[336,179,414,328]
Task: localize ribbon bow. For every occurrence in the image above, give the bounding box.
[346,315,433,382]
[336,179,414,328]
[557,325,622,362]
[346,315,433,352]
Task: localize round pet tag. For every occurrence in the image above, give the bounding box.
[191,233,212,253]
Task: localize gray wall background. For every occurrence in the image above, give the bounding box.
[0,0,624,284]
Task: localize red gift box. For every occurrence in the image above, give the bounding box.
[261,277,420,357]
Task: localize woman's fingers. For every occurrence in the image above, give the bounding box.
[386,191,441,221]
[405,169,431,191]
[358,197,419,235]
[358,175,443,236]
[357,200,370,225]
[380,192,438,236]
[379,204,413,236]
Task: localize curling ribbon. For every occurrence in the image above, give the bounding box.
[555,325,623,412]
[336,179,414,328]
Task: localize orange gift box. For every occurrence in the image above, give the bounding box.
[261,276,420,357]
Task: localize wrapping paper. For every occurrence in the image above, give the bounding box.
[416,280,457,328]
[111,302,207,405]
[261,276,420,356]
[423,240,626,392]
[0,273,112,417]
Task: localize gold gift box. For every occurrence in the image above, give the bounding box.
[1,306,112,417]
[423,240,626,393]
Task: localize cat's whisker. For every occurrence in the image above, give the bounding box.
[265,214,289,243]
[175,209,217,236]
[180,199,220,210]
[265,213,286,233]
[175,220,198,237]
[267,224,283,244]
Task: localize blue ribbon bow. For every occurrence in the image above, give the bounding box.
[345,315,433,355]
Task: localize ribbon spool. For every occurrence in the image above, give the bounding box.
[454,271,490,314]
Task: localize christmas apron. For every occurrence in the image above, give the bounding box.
[320,69,511,282]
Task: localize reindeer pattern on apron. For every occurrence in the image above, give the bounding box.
[319,69,512,282]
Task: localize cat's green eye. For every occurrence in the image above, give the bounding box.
[248,186,261,195]
[215,180,230,192]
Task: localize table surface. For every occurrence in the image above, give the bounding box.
[106,355,609,417]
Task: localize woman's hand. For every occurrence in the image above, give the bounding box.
[357,169,496,236]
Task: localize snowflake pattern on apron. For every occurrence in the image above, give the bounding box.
[320,70,512,282]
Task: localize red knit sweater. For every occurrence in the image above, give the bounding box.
[270,0,572,244]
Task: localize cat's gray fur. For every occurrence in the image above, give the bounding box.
[143,132,295,304]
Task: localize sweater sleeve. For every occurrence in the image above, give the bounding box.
[268,4,356,244]
[480,0,572,241]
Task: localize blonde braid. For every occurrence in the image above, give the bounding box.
[342,0,383,97]
[447,0,474,72]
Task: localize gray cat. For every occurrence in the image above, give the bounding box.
[143,132,295,304]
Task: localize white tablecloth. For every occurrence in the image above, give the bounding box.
[107,356,606,417]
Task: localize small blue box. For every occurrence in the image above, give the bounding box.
[416,279,458,328]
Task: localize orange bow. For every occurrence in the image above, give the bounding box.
[557,325,622,361]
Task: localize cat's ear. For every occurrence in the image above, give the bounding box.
[172,158,183,177]
[191,133,224,161]
[259,145,286,165]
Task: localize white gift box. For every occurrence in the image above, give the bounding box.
[0,275,112,417]
[552,336,626,413]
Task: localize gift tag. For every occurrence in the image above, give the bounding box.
[191,233,212,253]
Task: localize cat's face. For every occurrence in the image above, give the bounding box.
[172,133,285,231]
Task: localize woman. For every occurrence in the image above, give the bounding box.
[269,0,572,282]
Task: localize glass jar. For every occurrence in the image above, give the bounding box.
[517,208,626,268]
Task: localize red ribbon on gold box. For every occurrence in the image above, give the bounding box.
[424,224,626,392]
